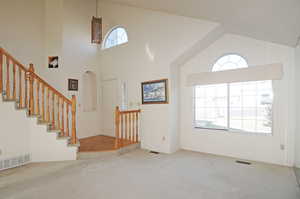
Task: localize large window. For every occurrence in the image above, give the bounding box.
[194,54,273,134]
[103,27,128,49]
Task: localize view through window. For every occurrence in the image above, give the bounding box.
[104,27,128,49]
[194,54,273,134]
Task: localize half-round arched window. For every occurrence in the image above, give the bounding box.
[212,54,248,72]
[103,27,128,49]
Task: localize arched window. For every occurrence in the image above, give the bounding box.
[103,27,128,49]
[194,54,273,134]
[212,54,248,72]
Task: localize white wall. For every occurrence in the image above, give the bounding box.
[43,0,63,82]
[0,0,45,74]
[82,71,97,112]
[0,98,30,160]
[44,0,102,139]
[170,25,225,153]
[0,0,80,162]
[295,44,300,168]
[0,0,102,154]
[180,34,296,166]
[0,0,298,166]
[99,1,218,153]
[0,0,44,161]
[0,97,77,162]
[62,0,101,139]
[29,118,77,162]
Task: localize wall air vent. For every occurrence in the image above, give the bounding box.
[0,154,31,171]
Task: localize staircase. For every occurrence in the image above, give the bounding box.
[0,47,79,166]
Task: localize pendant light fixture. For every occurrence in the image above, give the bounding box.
[91,0,102,44]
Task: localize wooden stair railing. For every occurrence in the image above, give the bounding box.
[115,106,141,149]
[0,47,78,145]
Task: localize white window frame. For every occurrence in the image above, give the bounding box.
[120,81,128,111]
[193,84,274,135]
[102,26,128,50]
[193,54,273,135]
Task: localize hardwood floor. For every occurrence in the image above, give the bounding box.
[79,135,133,152]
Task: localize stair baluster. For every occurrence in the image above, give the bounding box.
[61,100,64,136]
[71,95,77,144]
[52,92,55,129]
[125,113,128,142]
[129,113,132,141]
[18,68,22,108]
[6,57,10,99]
[36,80,40,115]
[12,63,16,100]
[66,103,69,137]
[42,84,45,120]
[114,107,141,149]
[121,113,124,145]
[57,96,60,131]
[24,70,28,108]
[132,113,136,142]
[135,112,139,142]
[28,64,34,115]
[46,87,50,122]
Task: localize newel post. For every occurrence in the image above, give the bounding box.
[71,95,77,144]
[115,106,120,149]
[28,64,35,115]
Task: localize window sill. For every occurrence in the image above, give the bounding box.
[193,127,273,136]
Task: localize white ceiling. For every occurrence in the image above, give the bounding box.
[103,0,300,47]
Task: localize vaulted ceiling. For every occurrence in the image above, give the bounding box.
[103,0,300,47]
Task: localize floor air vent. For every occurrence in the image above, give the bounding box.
[236,160,252,165]
[150,151,160,154]
[0,154,31,171]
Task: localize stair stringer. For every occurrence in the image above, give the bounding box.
[0,96,78,163]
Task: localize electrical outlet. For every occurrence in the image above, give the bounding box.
[0,149,2,155]
[280,144,285,150]
[162,136,166,141]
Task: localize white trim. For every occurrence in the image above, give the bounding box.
[193,80,274,135]
[187,63,283,86]
[102,25,129,50]
[193,126,273,136]
[212,53,248,72]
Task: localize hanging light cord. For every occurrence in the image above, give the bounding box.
[96,0,98,17]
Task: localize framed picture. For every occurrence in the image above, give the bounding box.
[48,56,58,68]
[141,79,168,104]
[68,79,78,91]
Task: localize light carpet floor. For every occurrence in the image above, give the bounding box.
[0,150,299,199]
